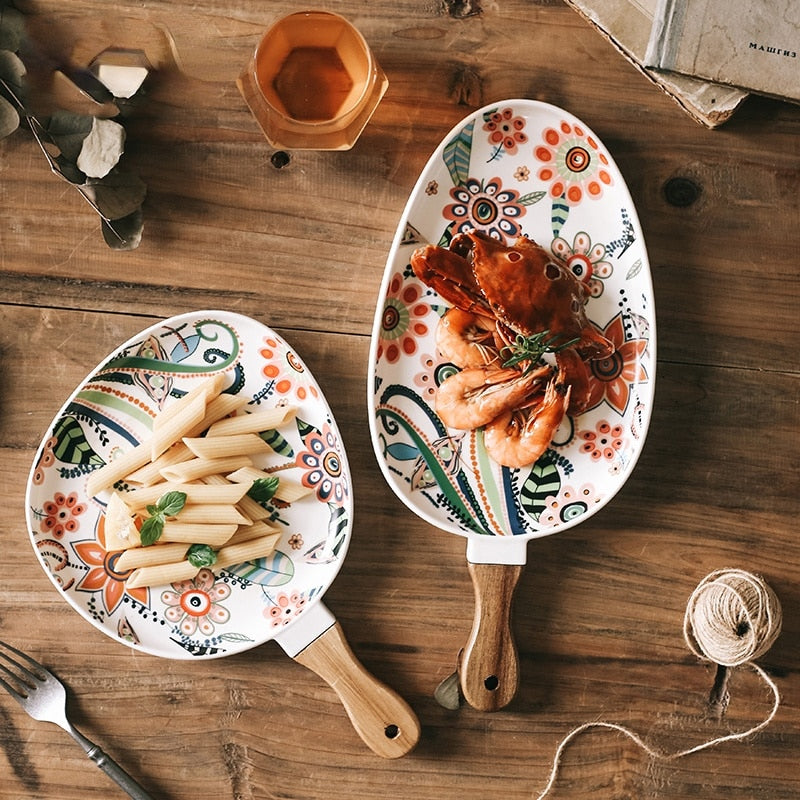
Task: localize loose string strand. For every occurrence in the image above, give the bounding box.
[535,569,782,799]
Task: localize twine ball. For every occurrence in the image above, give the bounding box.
[683,568,782,667]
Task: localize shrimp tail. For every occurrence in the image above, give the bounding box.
[483,379,571,468]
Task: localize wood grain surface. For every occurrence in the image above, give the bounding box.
[1,1,799,798]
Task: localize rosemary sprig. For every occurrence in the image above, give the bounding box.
[501,330,579,373]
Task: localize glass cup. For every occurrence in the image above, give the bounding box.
[237,10,388,151]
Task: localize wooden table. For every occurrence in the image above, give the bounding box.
[1,1,798,798]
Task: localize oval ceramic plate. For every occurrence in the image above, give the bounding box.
[369,99,656,560]
[26,310,353,660]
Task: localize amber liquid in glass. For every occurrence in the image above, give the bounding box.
[242,11,386,149]
[272,46,354,122]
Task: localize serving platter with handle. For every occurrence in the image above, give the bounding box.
[26,309,419,757]
[368,99,656,710]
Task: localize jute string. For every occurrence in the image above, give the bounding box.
[535,568,782,799]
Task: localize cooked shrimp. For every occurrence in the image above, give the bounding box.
[436,308,500,368]
[436,364,550,431]
[483,379,571,468]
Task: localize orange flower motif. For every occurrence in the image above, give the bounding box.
[483,107,528,156]
[260,337,319,402]
[40,491,87,538]
[585,313,648,414]
[377,273,431,363]
[73,514,148,615]
[534,120,612,205]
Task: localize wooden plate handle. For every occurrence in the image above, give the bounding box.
[458,562,523,711]
[293,621,421,758]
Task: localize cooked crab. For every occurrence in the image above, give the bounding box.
[411,229,612,359]
[409,230,613,467]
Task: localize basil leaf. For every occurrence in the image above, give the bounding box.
[187,543,217,568]
[158,490,187,517]
[247,477,279,503]
[139,513,164,546]
[145,503,159,516]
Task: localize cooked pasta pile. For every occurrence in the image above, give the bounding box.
[86,374,309,589]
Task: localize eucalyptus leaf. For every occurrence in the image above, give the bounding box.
[54,153,85,184]
[0,93,18,138]
[77,116,125,178]
[45,111,93,161]
[0,49,25,91]
[0,5,25,53]
[84,169,146,218]
[102,208,144,250]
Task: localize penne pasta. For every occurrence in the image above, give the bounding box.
[184,393,249,439]
[160,455,253,484]
[153,374,226,432]
[235,494,272,522]
[159,522,238,546]
[225,465,270,485]
[125,441,192,487]
[214,533,281,569]
[115,542,190,571]
[98,371,318,593]
[86,440,151,498]
[224,520,280,546]
[126,560,199,590]
[205,406,298,438]
[274,481,314,503]
[182,433,273,460]
[150,393,207,461]
[176,504,251,525]
[125,482,250,509]
[226,465,311,504]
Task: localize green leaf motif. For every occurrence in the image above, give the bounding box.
[518,455,561,522]
[327,502,348,558]
[551,196,570,238]
[258,427,294,458]
[52,416,104,466]
[225,550,294,587]
[518,190,546,206]
[443,120,474,187]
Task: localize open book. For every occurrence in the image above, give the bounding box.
[645,0,800,104]
[563,0,747,127]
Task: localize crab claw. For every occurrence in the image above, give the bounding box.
[410,243,492,318]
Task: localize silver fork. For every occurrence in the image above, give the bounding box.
[0,640,155,799]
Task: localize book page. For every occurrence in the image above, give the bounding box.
[563,0,747,126]
[645,0,800,103]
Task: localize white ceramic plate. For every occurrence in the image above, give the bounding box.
[26,310,353,660]
[369,99,656,565]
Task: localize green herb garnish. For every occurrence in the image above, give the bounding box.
[247,476,280,504]
[501,331,579,373]
[139,490,187,546]
[187,543,217,568]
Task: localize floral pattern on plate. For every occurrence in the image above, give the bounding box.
[26,311,352,659]
[369,100,655,541]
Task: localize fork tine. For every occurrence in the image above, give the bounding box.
[0,640,48,687]
[0,670,27,701]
